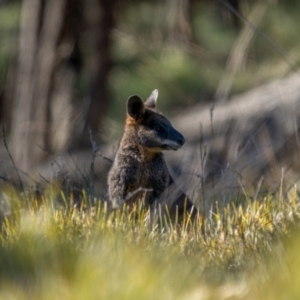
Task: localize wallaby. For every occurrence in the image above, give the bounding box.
[107,89,194,213]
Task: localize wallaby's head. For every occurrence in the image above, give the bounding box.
[125,89,185,152]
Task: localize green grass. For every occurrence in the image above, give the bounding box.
[0,184,300,299]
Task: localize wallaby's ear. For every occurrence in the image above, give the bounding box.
[145,89,158,108]
[127,95,145,120]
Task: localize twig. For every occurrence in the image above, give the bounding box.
[89,129,99,201]
[0,175,10,182]
[88,128,113,164]
[39,173,51,184]
[209,106,216,204]
[254,176,264,201]
[97,151,113,163]
[125,187,153,202]
[14,168,37,183]
[37,144,63,171]
[199,122,206,223]
[279,168,284,207]
[68,151,89,188]
[89,129,99,158]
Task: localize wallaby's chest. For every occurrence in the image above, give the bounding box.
[115,150,170,190]
[136,158,168,185]
[124,155,170,205]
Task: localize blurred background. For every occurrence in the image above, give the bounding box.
[0,0,300,201]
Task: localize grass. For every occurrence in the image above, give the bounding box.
[0,184,299,299]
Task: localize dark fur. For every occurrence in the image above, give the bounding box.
[107,90,188,210]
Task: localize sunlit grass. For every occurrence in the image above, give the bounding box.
[0,184,299,299]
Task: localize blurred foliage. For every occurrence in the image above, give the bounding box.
[108,1,300,123]
[0,184,299,298]
[0,1,300,134]
[1,1,300,123]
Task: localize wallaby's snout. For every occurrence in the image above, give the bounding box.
[177,132,185,147]
[162,126,185,151]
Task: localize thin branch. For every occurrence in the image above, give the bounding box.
[125,187,153,202]
[37,144,64,171]
[88,129,113,163]
[97,151,113,163]
[14,168,37,183]
[0,175,10,182]
[88,129,99,199]
[39,173,51,184]
[89,129,99,154]
[68,151,89,188]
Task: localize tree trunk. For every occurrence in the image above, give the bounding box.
[10,0,66,173]
[76,0,115,148]
[10,0,42,173]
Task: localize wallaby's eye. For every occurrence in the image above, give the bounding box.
[154,124,165,133]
